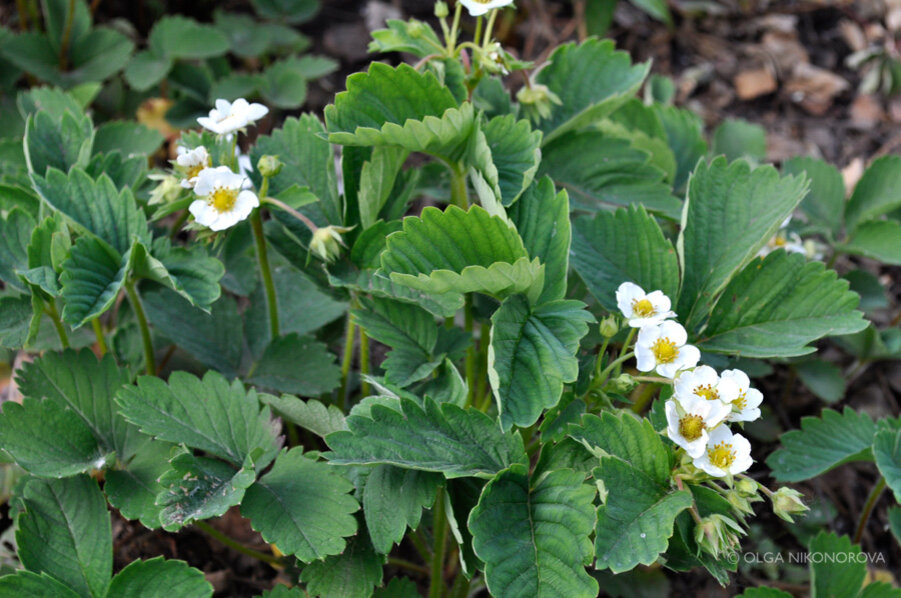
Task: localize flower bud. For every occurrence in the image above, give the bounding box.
[725,489,756,517]
[599,316,620,339]
[735,478,759,497]
[517,83,562,122]
[605,373,637,394]
[771,487,809,523]
[148,173,182,206]
[694,514,745,559]
[257,155,283,178]
[407,20,425,38]
[434,1,449,18]
[310,225,353,264]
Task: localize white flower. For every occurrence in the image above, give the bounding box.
[719,369,764,422]
[693,426,753,477]
[197,98,268,135]
[674,365,740,407]
[635,321,700,378]
[665,395,731,458]
[189,166,259,232]
[459,0,515,17]
[175,146,211,189]
[615,282,676,328]
[759,217,806,257]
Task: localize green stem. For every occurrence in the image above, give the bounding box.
[853,477,887,545]
[615,328,637,375]
[251,205,279,340]
[360,329,371,397]
[388,557,430,576]
[449,574,471,598]
[464,294,476,407]
[45,302,70,349]
[194,521,283,566]
[630,382,659,414]
[429,487,449,598]
[91,318,108,356]
[125,283,155,376]
[447,0,463,53]
[587,351,635,394]
[337,312,357,411]
[262,196,319,233]
[449,164,468,209]
[475,318,491,403]
[410,528,433,563]
[473,15,483,49]
[15,0,29,30]
[58,0,76,69]
[482,8,499,47]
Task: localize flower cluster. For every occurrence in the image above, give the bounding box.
[616,282,763,478]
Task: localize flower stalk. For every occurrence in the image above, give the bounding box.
[251,176,279,340]
[125,282,155,376]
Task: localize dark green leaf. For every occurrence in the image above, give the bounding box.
[839,220,901,265]
[782,157,844,236]
[248,334,342,396]
[845,155,901,231]
[106,557,213,598]
[59,236,128,328]
[874,428,901,503]
[299,533,384,598]
[363,465,442,554]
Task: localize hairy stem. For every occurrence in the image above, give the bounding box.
[91,318,108,356]
[251,208,279,340]
[429,487,449,598]
[449,164,468,209]
[360,329,371,397]
[125,283,155,376]
[337,312,357,412]
[194,521,283,566]
[45,301,70,349]
[853,477,887,545]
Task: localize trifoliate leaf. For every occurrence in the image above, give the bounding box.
[839,220,901,265]
[808,532,866,598]
[698,251,866,357]
[488,295,593,429]
[241,448,359,562]
[844,155,901,232]
[104,438,172,529]
[23,110,93,176]
[508,177,571,303]
[535,39,649,144]
[0,571,82,598]
[767,408,877,482]
[874,428,901,503]
[468,465,598,598]
[481,114,542,206]
[782,157,844,236]
[106,557,213,598]
[299,533,384,598]
[363,465,442,554]
[379,205,543,303]
[59,236,129,328]
[117,370,280,469]
[259,395,347,437]
[248,334,342,396]
[677,157,809,328]
[570,204,679,313]
[16,476,111,598]
[325,397,527,478]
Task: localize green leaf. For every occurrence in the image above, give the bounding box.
[32,168,150,255]
[737,588,793,598]
[379,205,542,302]
[593,458,692,573]
[299,533,384,598]
[369,19,443,58]
[767,408,877,482]
[796,359,846,403]
[654,105,707,193]
[570,204,679,312]
[241,448,359,562]
[156,450,256,531]
[540,130,681,219]
[123,50,172,91]
[874,428,901,502]
[677,157,809,327]
[363,465,442,554]
[259,57,309,109]
[630,0,671,22]
[117,370,279,468]
[106,557,213,598]
[469,465,598,598]
[259,395,346,437]
[697,251,867,357]
[808,532,866,598]
[535,39,649,144]
[489,295,593,429]
[66,28,134,86]
[248,334,342,396]
[845,155,901,231]
[59,236,128,328]
[148,16,230,59]
[0,208,34,292]
[0,572,82,598]
[16,476,111,598]
[508,177,571,303]
[782,157,845,236]
[24,109,93,176]
[711,118,767,162]
[325,397,527,478]
[481,114,542,205]
[251,0,320,24]
[93,121,163,157]
[0,295,35,348]
[358,146,407,230]
[137,239,225,310]
[41,0,91,52]
[839,220,901,265]
[104,438,172,529]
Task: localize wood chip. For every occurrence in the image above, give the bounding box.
[734,68,778,100]
[785,63,850,115]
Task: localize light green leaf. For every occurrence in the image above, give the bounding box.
[839,220,901,265]
[631,0,671,22]
[570,204,679,312]
[767,408,877,482]
[782,157,845,236]
[248,334,342,396]
[259,395,346,437]
[712,118,767,162]
[299,534,384,598]
[697,251,866,357]
[260,57,309,109]
[535,39,649,144]
[0,571,82,598]
[117,370,280,468]
[24,109,93,176]
[379,205,542,302]
[677,157,809,327]
[105,438,172,529]
[481,114,542,206]
[16,475,111,598]
[106,557,213,598]
[251,0,320,24]
[59,236,128,328]
[508,177,570,303]
[809,532,866,598]
[737,588,793,598]
[148,16,229,59]
[469,465,598,598]
[325,397,527,478]
[874,428,901,502]
[369,19,443,57]
[845,155,901,231]
[0,208,34,292]
[358,146,407,230]
[363,465,442,554]
[489,295,593,429]
[241,448,359,562]
[93,121,163,157]
[796,359,846,403]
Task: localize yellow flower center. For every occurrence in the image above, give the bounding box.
[695,384,719,401]
[772,234,787,247]
[186,162,207,180]
[651,337,678,364]
[679,414,705,441]
[708,442,736,470]
[733,392,747,411]
[209,187,238,213]
[631,298,656,318]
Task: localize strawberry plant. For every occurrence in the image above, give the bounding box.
[0,1,893,596]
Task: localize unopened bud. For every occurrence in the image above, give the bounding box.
[771,487,809,523]
[735,478,759,497]
[725,490,756,517]
[434,1,449,18]
[257,155,283,178]
[517,83,562,122]
[599,316,619,339]
[605,373,637,394]
[694,514,745,559]
[310,225,353,264]
[407,20,425,38]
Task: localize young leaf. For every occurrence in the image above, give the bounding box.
[259,394,347,437]
[16,476,111,598]
[468,465,598,598]
[839,220,901,265]
[488,295,593,429]
[106,557,213,598]
[808,532,866,598]
[767,408,877,482]
[248,334,342,396]
[358,146,408,230]
[570,204,679,313]
[59,236,129,328]
[698,251,866,357]
[535,39,649,144]
[844,155,901,231]
[23,110,93,176]
[368,19,443,58]
[874,428,901,502]
[117,370,280,468]
[363,465,442,554]
[299,533,384,598]
[241,448,359,562]
[325,397,527,478]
